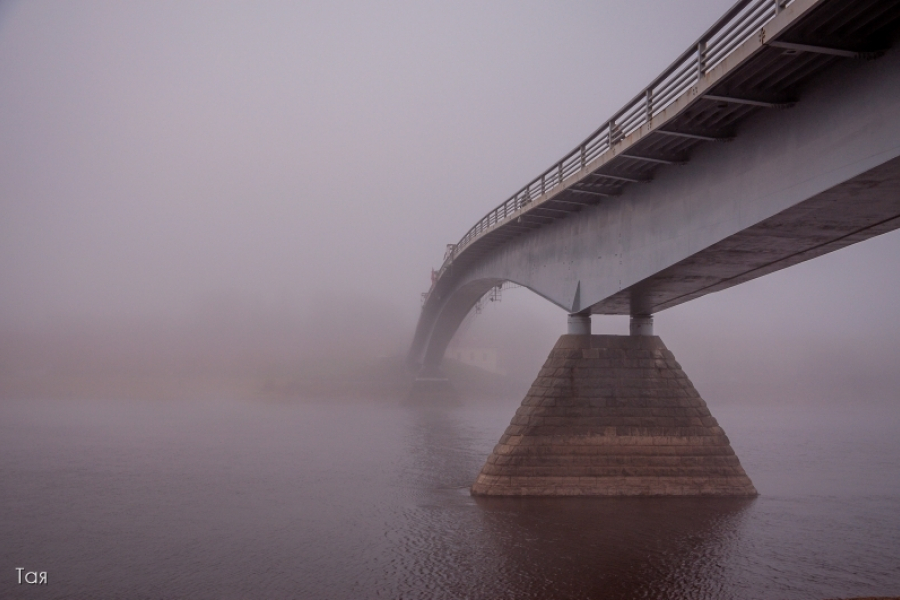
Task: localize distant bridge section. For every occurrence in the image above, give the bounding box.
[409,0,900,372]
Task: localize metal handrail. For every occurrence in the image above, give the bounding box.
[425,0,792,303]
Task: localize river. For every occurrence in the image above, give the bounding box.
[1,396,899,599]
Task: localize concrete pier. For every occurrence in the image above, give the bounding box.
[471,334,756,496]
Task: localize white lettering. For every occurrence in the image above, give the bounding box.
[15,568,47,584]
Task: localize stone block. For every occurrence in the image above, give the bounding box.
[471,334,756,497]
[554,335,592,349]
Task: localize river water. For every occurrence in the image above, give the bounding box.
[1,395,899,599]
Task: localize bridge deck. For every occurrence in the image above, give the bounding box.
[599,155,900,314]
[410,0,900,370]
[427,0,900,300]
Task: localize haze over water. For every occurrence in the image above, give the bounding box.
[2,395,899,599]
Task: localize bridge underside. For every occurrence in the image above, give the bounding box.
[593,155,900,315]
[410,37,900,371]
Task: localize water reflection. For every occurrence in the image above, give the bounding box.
[401,402,755,600]
[400,405,485,490]
[473,496,754,600]
[2,398,897,599]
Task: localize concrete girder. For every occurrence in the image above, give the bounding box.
[656,130,735,142]
[408,27,900,372]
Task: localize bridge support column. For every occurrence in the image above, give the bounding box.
[567,313,591,335]
[630,314,653,336]
[471,334,756,496]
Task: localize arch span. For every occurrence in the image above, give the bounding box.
[409,277,576,373]
[409,23,900,373]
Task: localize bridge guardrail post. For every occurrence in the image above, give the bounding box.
[697,41,707,79]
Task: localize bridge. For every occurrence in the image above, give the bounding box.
[409,0,900,496]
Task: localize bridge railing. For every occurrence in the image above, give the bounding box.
[427,0,791,302]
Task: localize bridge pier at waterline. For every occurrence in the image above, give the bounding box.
[471,315,756,496]
[411,0,900,494]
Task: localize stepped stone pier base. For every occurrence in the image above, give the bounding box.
[471,334,757,496]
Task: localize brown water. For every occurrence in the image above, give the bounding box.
[1,397,899,599]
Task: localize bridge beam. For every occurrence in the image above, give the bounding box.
[410,40,900,371]
[703,94,796,109]
[768,40,884,59]
[655,129,734,142]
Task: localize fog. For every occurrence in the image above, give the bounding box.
[1,1,899,404]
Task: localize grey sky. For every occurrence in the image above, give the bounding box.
[1,0,898,393]
[0,0,742,322]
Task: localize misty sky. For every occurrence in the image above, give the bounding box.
[1,0,899,393]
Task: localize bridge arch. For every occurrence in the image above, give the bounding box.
[410,276,572,373]
[409,0,900,374]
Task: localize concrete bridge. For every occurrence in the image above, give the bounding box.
[409,0,900,496]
